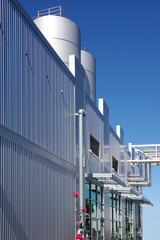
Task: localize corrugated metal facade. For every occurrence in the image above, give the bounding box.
[85,99,104,159]
[0,0,144,239]
[0,136,75,240]
[0,0,76,239]
[0,0,75,165]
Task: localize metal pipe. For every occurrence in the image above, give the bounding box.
[78,109,86,226]
[129,162,151,187]
[131,144,160,147]
[127,159,160,163]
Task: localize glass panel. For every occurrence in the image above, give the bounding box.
[110,206,112,220]
[110,221,112,233]
[113,221,116,234]
[126,202,128,211]
[113,198,116,207]
[98,220,102,240]
[97,186,101,202]
[86,181,90,199]
[110,193,122,238]
[91,201,96,218]
[86,199,91,216]
[125,200,133,237]
[97,203,102,219]
[91,184,96,201]
[117,210,119,222]
[92,220,97,240]
[86,218,91,237]
[113,207,116,221]
[117,222,121,235]
[85,182,104,240]
[110,197,112,207]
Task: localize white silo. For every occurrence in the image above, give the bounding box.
[81,50,96,103]
[34,8,81,67]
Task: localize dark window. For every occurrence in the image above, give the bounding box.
[112,157,118,172]
[90,135,99,157]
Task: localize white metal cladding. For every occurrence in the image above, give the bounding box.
[98,99,110,164]
[34,15,81,67]
[0,0,75,165]
[121,146,130,182]
[85,99,103,160]
[86,150,103,174]
[109,126,121,172]
[0,137,75,240]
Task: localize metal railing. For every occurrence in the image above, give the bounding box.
[86,150,128,186]
[100,157,125,181]
[33,6,67,19]
[88,150,124,181]
[86,150,102,173]
[81,43,87,51]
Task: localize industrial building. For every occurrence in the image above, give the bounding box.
[0,0,159,239]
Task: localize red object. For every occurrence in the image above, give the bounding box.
[76,234,82,239]
[74,192,79,198]
[77,221,82,225]
[84,207,87,213]
[85,238,88,240]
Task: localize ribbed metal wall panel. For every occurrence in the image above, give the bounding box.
[121,147,130,182]
[0,136,75,240]
[109,127,121,171]
[0,1,144,240]
[85,100,103,160]
[0,0,75,165]
[98,99,110,165]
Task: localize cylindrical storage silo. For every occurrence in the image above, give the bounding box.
[81,50,96,103]
[34,15,81,67]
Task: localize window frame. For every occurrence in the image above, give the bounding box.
[85,181,104,240]
[125,199,133,239]
[110,192,122,240]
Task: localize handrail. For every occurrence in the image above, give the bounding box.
[89,149,124,181]
[32,6,67,19]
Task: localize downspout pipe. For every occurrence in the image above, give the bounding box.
[78,109,86,225]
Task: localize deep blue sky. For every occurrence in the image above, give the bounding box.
[19,0,160,238]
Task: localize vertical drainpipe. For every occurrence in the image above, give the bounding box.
[78,109,86,226]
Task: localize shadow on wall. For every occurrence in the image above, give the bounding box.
[0,185,28,240]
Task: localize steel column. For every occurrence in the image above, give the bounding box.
[78,109,86,225]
